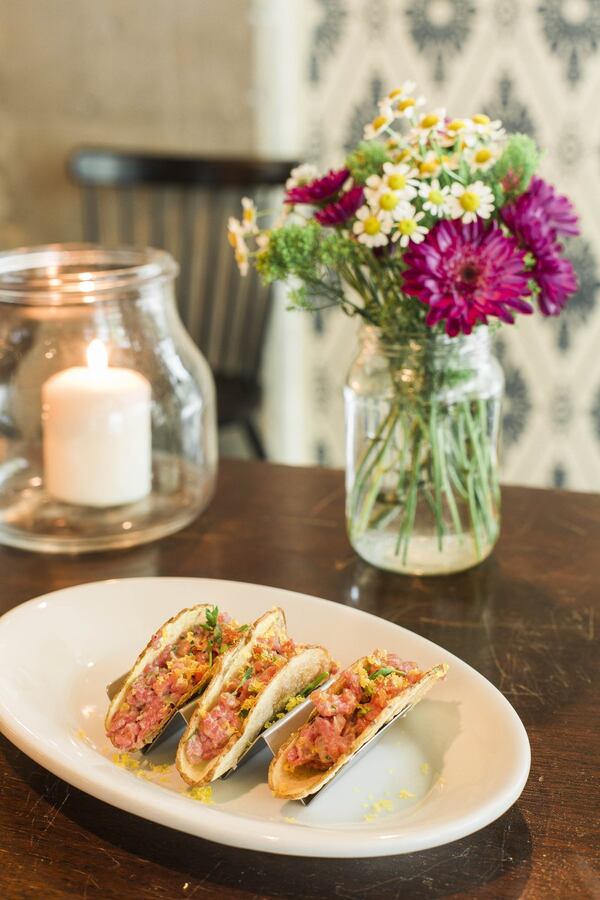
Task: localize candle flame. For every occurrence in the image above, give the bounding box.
[86,339,108,371]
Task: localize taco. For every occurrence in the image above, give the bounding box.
[268,650,448,800]
[176,607,332,785]
[106,604,249,751]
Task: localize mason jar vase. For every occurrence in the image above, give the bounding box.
[0,244,217,553]
[344,326,504,575]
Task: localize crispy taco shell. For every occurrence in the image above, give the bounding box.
[176,608,331,785]
[269,658,448,800]
[105,604,248,751]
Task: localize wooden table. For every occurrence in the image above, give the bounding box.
[0,460,598,899]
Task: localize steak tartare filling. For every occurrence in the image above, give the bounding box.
[285,652,422,772]
[107,608,244,751]
[185,633,299,764]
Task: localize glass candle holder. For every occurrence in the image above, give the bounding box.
[0,244,217,553]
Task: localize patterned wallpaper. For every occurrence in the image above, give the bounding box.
[258,0,600,489]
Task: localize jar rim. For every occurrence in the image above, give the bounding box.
[0,243,178,305]
[360,323,492,348]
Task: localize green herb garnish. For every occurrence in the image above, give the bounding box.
[237,624,249,632]
[239,708,249,719]
[369,666,395,680]
[299,671,329,698]
[205,606,219,628]
[241,667,253,684]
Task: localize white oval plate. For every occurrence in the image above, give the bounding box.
[0,577,529,857]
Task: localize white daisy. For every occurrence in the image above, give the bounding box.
[415,152,442,179]
[227,217,250,274]
[241,197,258,234]
[383,81,417,103]
[364,106,394,140]
[391,204,429,247]
[364,179,403,217]
[414,108,446,138]
[381,162,419,197]
[227,216,244,247]
[387,95,426,120]
[419,179,451,216]
[470,114,505,142]
[285,163,318,191]
[438,117,473,148]
[353,206,392,247]
[449,181,495,223]
[234,245,249,276]
[466,143,501,172]
[256,232,270,252]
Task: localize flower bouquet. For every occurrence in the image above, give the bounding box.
[228,81,579,574]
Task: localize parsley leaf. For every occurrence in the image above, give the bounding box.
[241,667,253,684]
[237,624,249,632]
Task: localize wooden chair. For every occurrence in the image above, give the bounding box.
[68,148,296,458]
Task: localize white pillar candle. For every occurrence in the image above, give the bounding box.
[42,340,152,507]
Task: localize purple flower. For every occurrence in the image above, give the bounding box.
[527,176,579,238]
[501,192,555,258]
[314,186,364,226]
[402,220,532,337]
[285,168,349,205]
[534,249,578,316]
[502,177,579,315]
[502,177,579,252]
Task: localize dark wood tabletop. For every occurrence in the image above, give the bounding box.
[0,459,598,899]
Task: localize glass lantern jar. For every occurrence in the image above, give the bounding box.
[344,326,504,575]
[0,244,217,553]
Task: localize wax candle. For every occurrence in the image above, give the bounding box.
[42,340,152,507]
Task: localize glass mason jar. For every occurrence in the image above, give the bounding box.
[344,326,504,575]
[0,244,217,553]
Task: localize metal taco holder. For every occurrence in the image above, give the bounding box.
[106,675,419,805]
[296,697,417,805]
[218,676,336,782]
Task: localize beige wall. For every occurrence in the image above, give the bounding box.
[0,0,254,248]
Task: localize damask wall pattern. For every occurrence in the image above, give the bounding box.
[258,0,600,490]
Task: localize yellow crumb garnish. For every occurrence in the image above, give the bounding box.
[145,762,172,774]
[112,752,142,771]
[284,694,305,713]
[363,797,393,821]
[420,762,430,775]
[373,799,393,813]
[398,789,415,799]
[188,785,213,804]
[283,816,298,824]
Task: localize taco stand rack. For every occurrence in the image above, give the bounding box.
[106,675,417,806]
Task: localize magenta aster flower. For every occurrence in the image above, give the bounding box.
[534,249,578,316]
[285,168,349,205]
[314,186,364,226]
[402,220,532,337]
[501,192,555,258]
[527,176,579,238]
[502,177,579,252]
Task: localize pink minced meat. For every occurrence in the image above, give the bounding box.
[285,657,423,771]
[184,633,299,765]
[185,693,240,763]
[107,614,239,751]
